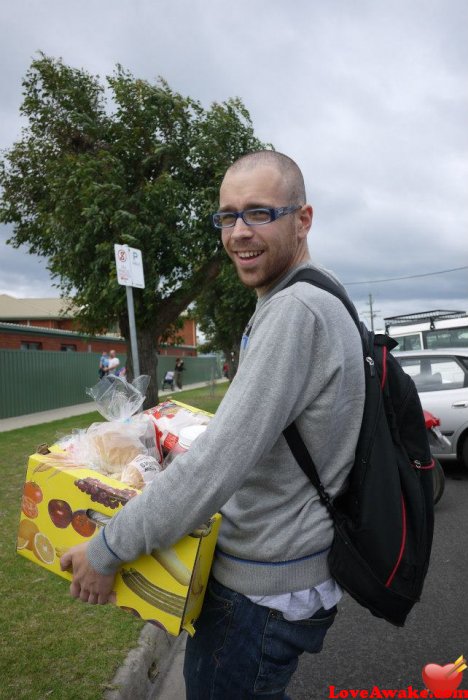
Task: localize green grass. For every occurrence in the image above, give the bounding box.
[163,381,229,414]
[0,383,228,700]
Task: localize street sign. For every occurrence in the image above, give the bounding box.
[114,244,145,377]
[129,247,145,289]
[114,244,145,289]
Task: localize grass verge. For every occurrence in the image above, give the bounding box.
[0,382,228,700]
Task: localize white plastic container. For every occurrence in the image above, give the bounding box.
[163,424,208,468]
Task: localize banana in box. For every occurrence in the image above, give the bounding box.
[17,429,221,637]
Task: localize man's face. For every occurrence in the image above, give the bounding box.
[219,164,311,296]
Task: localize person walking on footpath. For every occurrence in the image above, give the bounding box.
[174,357,185,390]
[61,150,365,699]
[107,349,120,376]
[98,351,108,379]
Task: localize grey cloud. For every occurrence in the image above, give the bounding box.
[0,0,466,321]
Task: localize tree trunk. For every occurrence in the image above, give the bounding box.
[119,253,225,409]
[138,325,161,409]
[119,314,160,409]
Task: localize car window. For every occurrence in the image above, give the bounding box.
[398,356,465,391]
[397,358,421,378]
[394,333,422,351]
[425,327,468,348]
[429,359,465,389]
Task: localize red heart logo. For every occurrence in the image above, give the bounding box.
[422,663,463,698]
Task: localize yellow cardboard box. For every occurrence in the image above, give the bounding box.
[17,402,221,637]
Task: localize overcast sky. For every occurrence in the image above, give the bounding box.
[1,0,467,330]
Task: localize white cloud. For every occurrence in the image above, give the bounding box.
[0,0,466,324]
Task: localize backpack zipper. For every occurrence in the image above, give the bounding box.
[413,459,435,470]
[365,357,375,377]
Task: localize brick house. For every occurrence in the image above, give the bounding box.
[0,294,198,356]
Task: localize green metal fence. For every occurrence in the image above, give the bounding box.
[0,350,220,419]
[156,355,222,390]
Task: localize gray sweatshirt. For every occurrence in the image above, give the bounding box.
[87,262,365,596]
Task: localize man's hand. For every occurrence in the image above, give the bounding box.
[60,542,116,605]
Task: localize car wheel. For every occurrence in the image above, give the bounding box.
[432,459,445,505]
[462,437,468,472]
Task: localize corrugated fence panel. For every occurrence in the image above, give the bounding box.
[0,350,220,418]
[156,355,221,389]
[0,350,115,418]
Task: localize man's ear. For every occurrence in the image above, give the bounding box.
[297,205,313,240]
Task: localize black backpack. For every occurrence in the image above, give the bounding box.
[282,268,435,627]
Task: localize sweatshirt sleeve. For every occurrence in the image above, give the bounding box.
[87,291,339,574]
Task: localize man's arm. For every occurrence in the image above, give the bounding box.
[85,293,327,575]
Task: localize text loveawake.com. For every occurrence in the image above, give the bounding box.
[328,688,468,699]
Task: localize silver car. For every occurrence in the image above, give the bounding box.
[393,349,468,469]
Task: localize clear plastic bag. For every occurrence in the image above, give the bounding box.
[35,375,161,486]
[69,374,159,479]
[86,374,151,422]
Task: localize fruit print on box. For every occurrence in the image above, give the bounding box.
[17,450,220,637]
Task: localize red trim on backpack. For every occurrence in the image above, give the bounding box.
[385,494,407,587]
[381,345,388,390]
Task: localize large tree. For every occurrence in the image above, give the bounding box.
[195,261,257,379]
[0,54,269,406]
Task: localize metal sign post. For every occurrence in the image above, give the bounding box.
[125,285,140,377]
[114,244,145,377]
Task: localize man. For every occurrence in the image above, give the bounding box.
[98,351,108,379]
[61,151,365,698]
[174,357,185,390]
[107,349,120,375]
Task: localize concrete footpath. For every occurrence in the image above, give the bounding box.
[3,379,226,698]
[0,379,226,432]
[103,625,187,700]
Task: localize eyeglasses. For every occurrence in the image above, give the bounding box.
[212,205,301,229]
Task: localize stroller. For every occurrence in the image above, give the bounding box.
[161,370,175,390]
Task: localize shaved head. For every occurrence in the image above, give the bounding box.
[224,150,307,206]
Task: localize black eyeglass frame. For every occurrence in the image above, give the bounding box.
[211,205,301,229]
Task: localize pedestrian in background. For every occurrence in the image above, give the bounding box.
[98,351,108,379]
[174,357,185,390]
[107,349,120,376]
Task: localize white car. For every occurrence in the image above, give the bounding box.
[393,349,468,470]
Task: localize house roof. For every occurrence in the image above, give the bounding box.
[0,320,124,341]
[0,294,79,320]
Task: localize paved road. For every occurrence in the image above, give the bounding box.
[288,460,468,699]
[153,460,467,699]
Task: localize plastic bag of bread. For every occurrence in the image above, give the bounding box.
[74,373,159,478]
[120,454,161,489]
[80,421,148,478]
[86,374,150,422]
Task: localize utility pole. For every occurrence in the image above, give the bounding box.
[362,293,381,332]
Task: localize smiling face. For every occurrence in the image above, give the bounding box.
[219,163,312,296]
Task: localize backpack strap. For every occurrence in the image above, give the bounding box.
[282,267,364,518]
[286,268,361,332]
[283,421,338,517]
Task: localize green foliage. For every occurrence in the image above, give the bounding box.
[0,53,269,404]
[195,260,257,369]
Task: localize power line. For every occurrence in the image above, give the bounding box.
[343,266,468,286]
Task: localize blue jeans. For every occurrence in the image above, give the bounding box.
[183,577,337,699]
